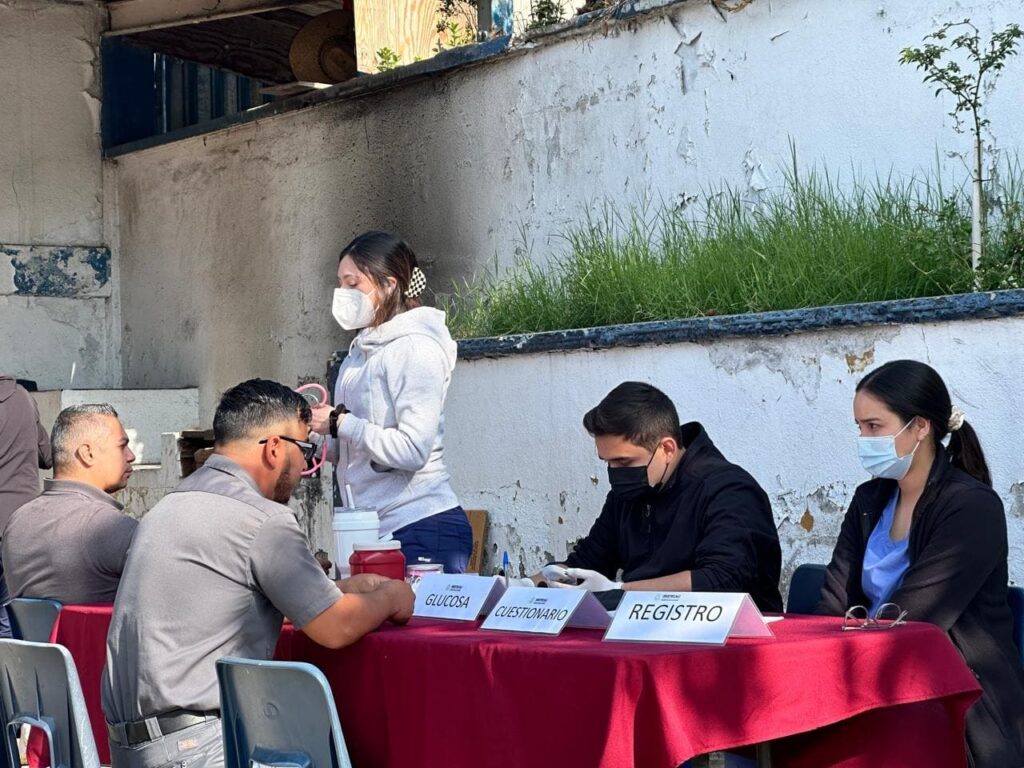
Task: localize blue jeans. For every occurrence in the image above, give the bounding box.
[393,507,472,574]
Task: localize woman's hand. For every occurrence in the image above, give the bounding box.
[310,403,334,435]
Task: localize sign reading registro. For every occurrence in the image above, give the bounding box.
[604,592,774,645]
[481,588,611,635]
[412,574,505,622]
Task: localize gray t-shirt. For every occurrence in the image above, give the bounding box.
[101,454,341,723]
[1,479,137,603]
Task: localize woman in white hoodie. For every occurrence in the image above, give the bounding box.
[311,231,472,573]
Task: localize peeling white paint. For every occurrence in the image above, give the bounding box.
[0,0,104,245]
[0,1,116,390]
[446,318,1024,589]
[109,0,1024,416]
[87,0,1024,586]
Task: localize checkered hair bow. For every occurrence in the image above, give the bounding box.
[405,266,427,298]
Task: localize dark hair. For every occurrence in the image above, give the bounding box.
[582,382,680,450]
[856,360,991,486]
[51,403,120,470]
[213,379,311,444]
[339,230,423,326]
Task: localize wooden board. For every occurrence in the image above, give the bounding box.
[465,508,488,575]
[354,0,446,72]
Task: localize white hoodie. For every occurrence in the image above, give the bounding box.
[327,307,460,537]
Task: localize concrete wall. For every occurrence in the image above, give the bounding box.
[0,0,118,389]
[103,0,1024,583]
[445,315,1024,585]
[109,0,1024,415]
[33,388,200,465]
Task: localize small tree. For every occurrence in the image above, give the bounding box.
[375,47,401,72]
[900,20,1023,278]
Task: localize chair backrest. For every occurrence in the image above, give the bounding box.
[0,639,100,768]
[217,657,353,768]
[1009,585,1024,668]
[786,563,828,615]
[8,598,62,642]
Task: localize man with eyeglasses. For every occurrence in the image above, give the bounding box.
[102,379,413,768]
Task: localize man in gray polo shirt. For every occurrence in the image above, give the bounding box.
[102,379,413,768]
[2,404,137,603]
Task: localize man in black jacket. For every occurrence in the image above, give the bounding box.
[534,382,783,613]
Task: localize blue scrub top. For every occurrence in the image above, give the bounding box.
[861,489,911,614]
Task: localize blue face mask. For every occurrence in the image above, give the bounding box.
[857,420,919,480]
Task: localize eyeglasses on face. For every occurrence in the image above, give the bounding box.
[258,435,317,467]
[842,602,909,631]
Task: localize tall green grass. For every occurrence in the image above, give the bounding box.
[446,157,1024,338]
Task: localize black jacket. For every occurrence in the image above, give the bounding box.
[566,423,783,613]
[816,447,1024,768]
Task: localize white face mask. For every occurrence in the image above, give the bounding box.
[857,419,920,480]
[332,287,375,330]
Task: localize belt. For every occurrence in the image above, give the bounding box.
[107,710,220,747]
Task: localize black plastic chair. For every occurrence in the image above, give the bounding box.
[7,598,62,642]
[1009,585,1024,668]
[785,563,828,614]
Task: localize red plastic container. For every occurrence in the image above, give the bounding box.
[349,540,406,580]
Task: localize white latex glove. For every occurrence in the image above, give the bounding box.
[540,564,574,586]
[506,577,536,588]
[549,567,622,592]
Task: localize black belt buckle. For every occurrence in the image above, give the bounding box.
[108,710,219,747]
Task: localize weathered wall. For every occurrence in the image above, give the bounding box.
[111,0,1024,414]
[445,315,1024,586]
[33,388,200,465]
[0,1,118,389]
[106,0,1024,587]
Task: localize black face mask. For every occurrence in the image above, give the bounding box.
[608,447,661,502]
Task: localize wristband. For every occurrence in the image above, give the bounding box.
[329,404,348,438]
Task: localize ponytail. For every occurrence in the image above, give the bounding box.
[948,420,992,487]
[857,360,993,487]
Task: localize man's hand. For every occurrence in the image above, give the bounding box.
[309,403,333,436]
[338,572,391,593]
[379,579,415,624]
[548,567,622,592]
[303,578,415,649]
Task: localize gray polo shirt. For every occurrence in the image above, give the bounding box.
[1,479,137,603]
[101,454,341,723]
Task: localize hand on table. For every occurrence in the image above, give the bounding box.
[338,572,391,593]
[309,403,334,436]
[381,579,415,625]
[548,567,622,592]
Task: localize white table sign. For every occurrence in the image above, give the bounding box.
[480,588,611,635]
[604,592,774,645]
[412,574,505,621]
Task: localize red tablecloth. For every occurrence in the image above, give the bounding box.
[50,606,980,768]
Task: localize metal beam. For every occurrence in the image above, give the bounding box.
[105,0,311,36]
